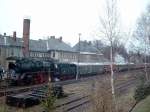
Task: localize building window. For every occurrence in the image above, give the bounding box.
[53,52,55,57]
[34,53,36,57]
[11,49,14,56]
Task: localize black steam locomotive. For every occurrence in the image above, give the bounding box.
[8,58,76,85]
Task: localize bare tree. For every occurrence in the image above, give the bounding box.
[97,0,121,111]
[133,4,150,80]
[90,81,113,112]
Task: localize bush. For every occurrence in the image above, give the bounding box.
[41,94,56,112]
[134,81,150,102]
[41,84,56,112]
[0,106,8,112]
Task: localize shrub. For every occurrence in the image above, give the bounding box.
[134,81,150,102]
[41,94,56,112]
[0,106,7,112]
[41,84,56,112]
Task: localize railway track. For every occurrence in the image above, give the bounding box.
[55,78,138,112]
[0,76,98,97]
[0,78,85,97]
[0,83,47,97]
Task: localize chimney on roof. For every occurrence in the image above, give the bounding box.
[23,19,30,57]
[4,33,6,36]
[88,41,91,45]
[59,36,62,42]
[13,31,16,41]
[84,40,87,43]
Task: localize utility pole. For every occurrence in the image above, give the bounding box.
[144,23,149,81]
[76,33,81,80]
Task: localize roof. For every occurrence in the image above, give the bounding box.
[0,35,73,52]
[0,35,23,47]
[46,37,73,51]
[29,39,47,52]
[29,37,73,52]
[73,41,101,53]
[0,35,104,54]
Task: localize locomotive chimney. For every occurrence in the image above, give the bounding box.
[4,33,6,36]
[23,18,30,57]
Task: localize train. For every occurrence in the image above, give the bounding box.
[7,58,149,86]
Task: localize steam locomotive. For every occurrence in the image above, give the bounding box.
[7,58,148,86]
[8,58,76,85]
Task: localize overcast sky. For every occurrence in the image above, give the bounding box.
[0,0,149,46]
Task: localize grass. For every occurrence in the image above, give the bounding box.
[116,88,136,112]
[0,106,7,112]
[132,96,150,112]
[0,102,44,112]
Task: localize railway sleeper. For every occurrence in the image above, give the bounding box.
[5,85,65,108]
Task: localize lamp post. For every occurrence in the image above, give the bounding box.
[76,33,81,80]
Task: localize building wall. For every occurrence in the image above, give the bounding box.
[29,51,51,59]
[79,53,103,63]
[0,46,23,69]
[0,47,7,68]
[7,47,23,57]
[49,50,105,63]
[49,50,78,63]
